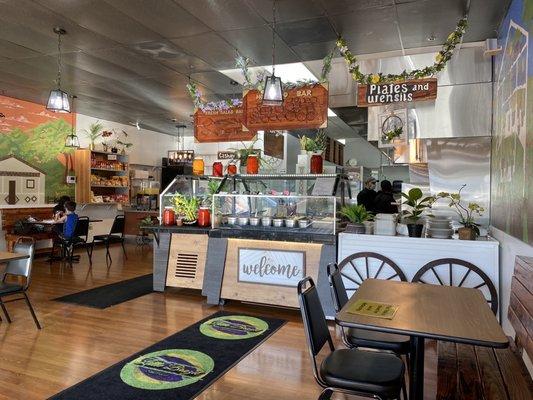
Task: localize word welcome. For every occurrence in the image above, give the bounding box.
[241,255,302,279]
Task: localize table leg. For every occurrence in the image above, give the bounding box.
[409,336,425,400]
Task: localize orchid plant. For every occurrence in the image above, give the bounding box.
[436,184,485,236]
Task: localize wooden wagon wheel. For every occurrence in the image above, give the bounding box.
[412,258,498,314]
[337,252,407,297]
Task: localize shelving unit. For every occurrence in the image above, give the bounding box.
[74,149,130,204]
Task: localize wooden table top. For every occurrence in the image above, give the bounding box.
[336,279,508,348]
[0,251,29,263]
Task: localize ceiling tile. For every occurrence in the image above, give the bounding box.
[191,71,242,95]
[275,17,337,46]
[171,32,237,70]
[247,0,326,22]
[0,39,41,60]
[291,40,337,62]
[317,0,393,15]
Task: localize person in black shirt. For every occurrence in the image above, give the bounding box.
[373,180,399,214]
[357,177,377,213]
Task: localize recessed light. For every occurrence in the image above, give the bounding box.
[427,34,436,42]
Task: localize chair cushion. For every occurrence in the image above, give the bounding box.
[346,328,410,353]
[320,348,404,399]
[0,282,23,295]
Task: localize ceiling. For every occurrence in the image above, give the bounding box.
[0,0,510,136]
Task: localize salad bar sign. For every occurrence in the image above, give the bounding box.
[194,107,256,143]
[238,248,306,287]
[357,78,438,107]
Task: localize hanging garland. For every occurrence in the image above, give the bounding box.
[186,81,242,112]
[336,16,468,85]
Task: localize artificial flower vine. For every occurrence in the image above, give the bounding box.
[337,16,468,84]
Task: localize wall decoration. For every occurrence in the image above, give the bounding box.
[0,95,75,203]
[242,84,328,131]
[0,156,46,204]
[357,78,438,107]
[378,109,408,149]
[491,0,533,245]
[194,107,256,143]
[263,131,284,159]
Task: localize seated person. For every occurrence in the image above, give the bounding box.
[53,195,71,222]
[373,180,399,214]
[62,201,79,240]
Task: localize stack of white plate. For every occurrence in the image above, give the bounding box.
[427,217,453,239]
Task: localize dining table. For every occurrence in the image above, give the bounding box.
[335,279,509,400]
[0,251,29,263]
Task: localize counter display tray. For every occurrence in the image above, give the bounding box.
[209,225,335,245]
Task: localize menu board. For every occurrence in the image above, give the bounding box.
[347,299,399,319]
[242,84,328,131]
[194,107,256,143]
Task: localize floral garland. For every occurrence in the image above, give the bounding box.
[337,16,468,84]
[186,81,242,112]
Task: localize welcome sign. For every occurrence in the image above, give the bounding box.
[357,78,437,107]
[237,248,306,287]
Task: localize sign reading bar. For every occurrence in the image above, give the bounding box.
[217,151,236,160]
[242,83,328,131]
[238,248,306,287]
[347,299,399,319]
[357,78,437,107]
[194,107,256,143]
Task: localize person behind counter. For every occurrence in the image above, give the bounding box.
[53,195,71,222]
[373,180,399,214]
[357,177,377,213]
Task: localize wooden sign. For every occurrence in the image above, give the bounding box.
[194,107,256,143]
[217,151,236,160]
[263,131,284,159]
[357,78,437,107]
[242,83,328,131]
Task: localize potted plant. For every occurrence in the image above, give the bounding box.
[172,194,199,225]
[339,204,373,234]
[230,138,262,174]
[83,121,103,150]
[436,185,485,240]
[101,130,113,152]
[117,140,133,155]
[298,135,310,154]
[400,187,435,237]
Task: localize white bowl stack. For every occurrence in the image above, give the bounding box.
[427,217,453,239]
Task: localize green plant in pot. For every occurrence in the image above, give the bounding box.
[83,121,103,150]
[172,194,199,224]
[339,204,373,234]
[436,185,485,240]
[401,188,435,237]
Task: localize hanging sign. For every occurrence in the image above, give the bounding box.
[194,107,256,143]
[217,151,236,160]
[242,83,328,131]
[357,78,437,107]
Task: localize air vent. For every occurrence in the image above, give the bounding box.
[174,252,198,278]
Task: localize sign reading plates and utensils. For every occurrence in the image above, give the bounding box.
[242,84,328,131]
[217,151,237,160]
[357,78,437,107]
[194,107,256,143]
[238,248,306,287]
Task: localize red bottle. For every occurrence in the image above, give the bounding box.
[163,207,176,226]
[212,162,223,177]
[197,207,211,227]
[310,153,323,174]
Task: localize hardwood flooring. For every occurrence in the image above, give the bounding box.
[0,243,438,399]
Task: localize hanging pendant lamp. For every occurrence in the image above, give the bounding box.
[47,27,71,113]
[262,0,283,106]
[65,95,79,148]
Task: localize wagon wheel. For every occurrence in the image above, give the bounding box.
[337,252,407,298]
[412,258,498,315]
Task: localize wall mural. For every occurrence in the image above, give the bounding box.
[0,95,75,204]
[492,0,533,245]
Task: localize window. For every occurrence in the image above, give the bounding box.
[26,179,35,189]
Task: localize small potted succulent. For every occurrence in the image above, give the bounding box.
[172,194,200,225]
[339,204,373,234]
[401,187,435,237]
[436,185,485,240]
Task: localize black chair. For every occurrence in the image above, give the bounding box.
[298,277,406,400]
[412,258,498,314]
[327,262,411,354]
[65,216,92,266]
[91,215,126,264]
[0,242,41,329]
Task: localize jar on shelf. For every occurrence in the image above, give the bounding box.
[227,162,237,176]
[197,207,211,227]
[212,161,223,177]
[192,157,204,176]
[310,153,323,174]
[246,154,259,174]
[162,207,176,226]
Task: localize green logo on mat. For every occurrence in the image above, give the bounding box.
[199,315,269,340]
[120,349,214,390]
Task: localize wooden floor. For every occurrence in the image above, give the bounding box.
[0,243,438,400]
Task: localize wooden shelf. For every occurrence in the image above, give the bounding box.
[91,185,129,188]
[91,150,129,157]
[91,168,128,172]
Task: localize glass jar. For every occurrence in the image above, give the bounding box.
[197,207,211,227]
[310,153,323,174]
[246,154,259,174]
[162,207,176,226]
[227,162,237,175]
[212,162,223,177]
[192,157,204,176]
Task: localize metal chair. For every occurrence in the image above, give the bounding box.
[412,258,498,314]
[91,215,126,264]
[0,242,41,329]
[327,262,411,354]
[298,277,406,400]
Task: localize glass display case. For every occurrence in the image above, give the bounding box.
[212,193,337,235]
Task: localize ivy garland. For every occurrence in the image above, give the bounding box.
[337,16,468,84]
[186,81,242,112]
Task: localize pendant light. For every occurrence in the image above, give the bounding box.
[64,95,79,148]
[262,0,283,106]
[47,27,71,113]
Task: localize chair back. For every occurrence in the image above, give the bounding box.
[3,242,35,290]
[327,263,349,312]
[74,216,90,240]
[109,215,125,236]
